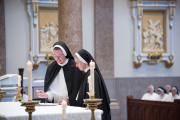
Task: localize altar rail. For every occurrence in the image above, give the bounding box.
[127,95,180,120]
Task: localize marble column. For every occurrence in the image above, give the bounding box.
[58,0,82,56]
[95,0,114,77]
[0,0,6,76]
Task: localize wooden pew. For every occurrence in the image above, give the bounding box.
[127,95,180,120]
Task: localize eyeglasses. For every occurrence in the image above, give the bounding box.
[75,61,80,64]
[53,55,63,58]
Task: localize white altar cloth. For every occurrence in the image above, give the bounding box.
[0,102,102,120]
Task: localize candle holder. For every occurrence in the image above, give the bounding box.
[15,86,23,102]
[84,92,102,120]
[0,90,6,102]
[21,101,40,120]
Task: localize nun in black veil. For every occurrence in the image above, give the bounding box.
[74,49,111,120]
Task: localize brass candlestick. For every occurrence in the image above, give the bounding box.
[84,91,102,120]
[0,90,6,102]
[15,86,23,102]
[21,101,40,120]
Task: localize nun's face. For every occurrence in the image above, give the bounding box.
[148,86,153,94]
[158,90,164,96]
[74,57,88,71]
[171,88,176,96]
[53,49,66,64]
[165,86,170,93]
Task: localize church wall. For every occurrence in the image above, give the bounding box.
[4,0,30,77]
[114,0,180,77]
[0,0,6,76]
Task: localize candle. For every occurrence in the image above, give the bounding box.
[88,75,91,92]
[17,75,21,87]
[90,60,95,97]
[27,60,32,101]
[62,100,67,120]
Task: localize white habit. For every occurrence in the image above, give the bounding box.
[46,59,69,103]
[168,94,180,102]
[167,92,172,96]
[156,94,169,101]
[141,92,158,101]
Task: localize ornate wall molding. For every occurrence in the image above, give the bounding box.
[131,0,176,68]
[26,0,58,70]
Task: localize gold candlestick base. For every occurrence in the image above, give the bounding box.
[21,101,40,120]
[0,91,6,102]
[84,99,102,120]
[15,86,23,102]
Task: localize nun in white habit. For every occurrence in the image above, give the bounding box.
[156,87,169,101]
[165,84,172,96]
[141,85,158,101]
[168,86,180,102]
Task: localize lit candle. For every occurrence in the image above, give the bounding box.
[27,60,32,101]
[17,75,21,87]
[88,75,91,92]
[90,60,95,97]
[62,100,67,120]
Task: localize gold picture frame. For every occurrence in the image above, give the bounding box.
[142,10,167,54]
[38,6,58,54]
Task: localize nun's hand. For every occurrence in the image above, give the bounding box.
[36,90,48,98]
[58,98,69,105]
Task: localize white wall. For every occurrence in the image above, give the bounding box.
[5,0,30,77]
[114,0,180,77]
[82,0,94,57]
[5,0,180,78]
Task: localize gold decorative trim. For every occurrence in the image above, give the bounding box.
[165,62,173,68]
[138,16,142,20]
[52,0,54,1]
[34,4,38,13]
[45,53,55,63]
[33,13,38,18]
[171,2,175,5]
[172,8,174,16]
[139,2,142,4]
[169,25,172,29]
[33,55,39,70]
[147,52,162,62]
[137,55,142,63]
[133,48,135,51]
[133,62,141,69]
[33,24,36,28]
[169,17,174,20]
[138,25,140,29]
[140,8,143,16]
[154,2,156,5]
[29,47,31,51]
[38,6,58,54]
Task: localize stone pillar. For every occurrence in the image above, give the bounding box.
[95,0,114,77]
[58,0,82,56]
[0,0,6,76]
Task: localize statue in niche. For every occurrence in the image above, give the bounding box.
[143,19,164,51]
[40,22,58,53]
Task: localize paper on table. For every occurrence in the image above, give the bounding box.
[39,103,58,106]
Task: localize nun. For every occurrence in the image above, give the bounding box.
[156,87,169,101]
[141,85,158,101]
[168,86,180,102]
[36,41,84,106]
[165,84,172,96]
[74,49,111,120]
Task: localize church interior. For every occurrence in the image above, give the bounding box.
[0,0,180,120]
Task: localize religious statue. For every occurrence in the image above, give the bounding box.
[40,22,58,53]
[143,19,164,51]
